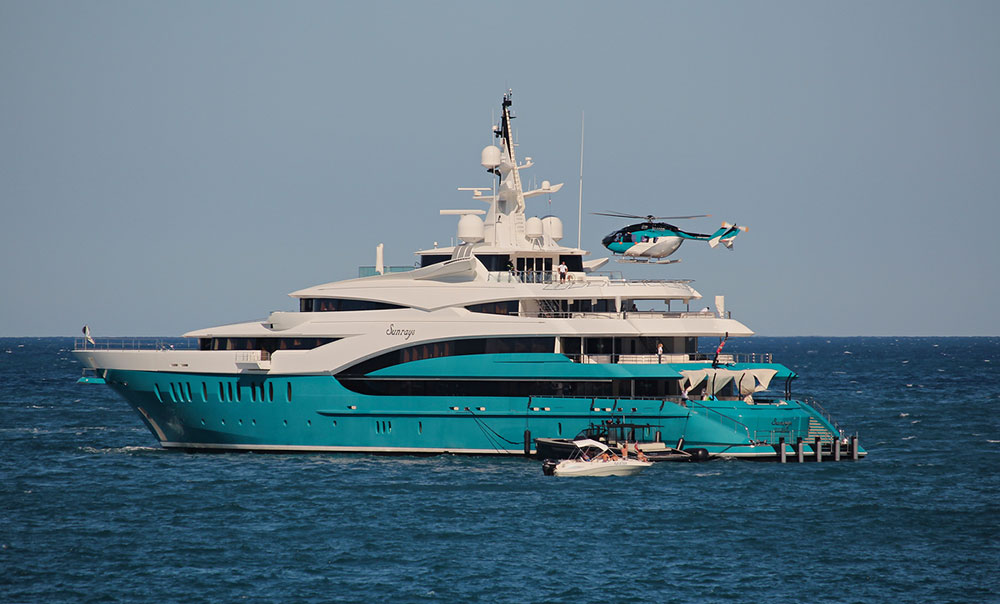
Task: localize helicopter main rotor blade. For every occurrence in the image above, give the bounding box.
[592,211,648,219]
[593,211,711,221]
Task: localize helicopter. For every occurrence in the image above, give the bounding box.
[596,211,748,263]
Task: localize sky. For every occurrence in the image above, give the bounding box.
[1,1,998,337]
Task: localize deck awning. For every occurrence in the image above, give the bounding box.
[680,367,781,396]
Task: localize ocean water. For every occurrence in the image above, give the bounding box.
[1,337,997,603]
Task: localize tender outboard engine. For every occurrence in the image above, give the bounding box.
[541,459,559,476]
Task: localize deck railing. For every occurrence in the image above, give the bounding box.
[234,350,272,362]
[799,396,845,437]
[73,337,198,351]
[515,309,733,320]
[561,352,773,364]
[486,270,693,286]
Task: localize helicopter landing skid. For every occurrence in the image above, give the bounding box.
[616,257,682,265]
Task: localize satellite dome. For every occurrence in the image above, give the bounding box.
[457,214,485,243]
[542,216,564,242]
[525,216,543,239]
[481,145,501,169]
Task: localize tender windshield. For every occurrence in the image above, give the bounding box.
[571,444,614,461]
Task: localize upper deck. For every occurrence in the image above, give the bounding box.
[291,255,706,310]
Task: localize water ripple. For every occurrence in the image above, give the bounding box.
[1,337,999,602]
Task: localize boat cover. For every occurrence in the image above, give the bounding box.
[572,439,610,452]
[680,368,779,396]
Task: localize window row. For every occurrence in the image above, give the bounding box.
[154,380,294,403]
[199,337,338,353]
[561,336,698,356]
[466,299,678,316]
[420,253,584,272]
[299,298,406,312]
[466,301,520,315]
[336,377,681,398]
[341,337,555,376]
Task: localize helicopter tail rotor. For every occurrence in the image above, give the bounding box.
[709,222,749,249]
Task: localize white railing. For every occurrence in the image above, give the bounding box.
[234,350,271,362]
[564,352,772,365]
[485,270,693,286]
[74,337,197,351]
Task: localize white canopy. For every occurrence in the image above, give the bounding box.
[572,438,610,453]
[681,368,779,397]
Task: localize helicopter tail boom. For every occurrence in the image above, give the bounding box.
[708,223,748,249]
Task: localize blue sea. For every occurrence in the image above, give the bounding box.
[2,337,998,603]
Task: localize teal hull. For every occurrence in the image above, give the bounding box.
[97,368,862,458]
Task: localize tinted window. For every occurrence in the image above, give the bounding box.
[466,301,519,315]
[420,254,451,268]
[300,298,406,312]
[336,377,678,398]
[474,254,511,271]
[558,255,584,272]
[207,337,338,352]
[341,337,554,376]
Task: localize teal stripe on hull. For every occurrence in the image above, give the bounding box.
[101,369,861,457]
[369,353,685,379]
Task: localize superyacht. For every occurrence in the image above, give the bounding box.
[75,91,864,461]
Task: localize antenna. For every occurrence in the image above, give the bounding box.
[577,110,585,249]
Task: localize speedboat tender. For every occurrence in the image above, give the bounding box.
[541,439,652,476]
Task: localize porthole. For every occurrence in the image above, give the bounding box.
[558,422,562,436]
[169,383,178,402]
[287,382,292,402]
[250,384,256,402]
[228,383,234,402]
[283,419,288,426]
[307,420,312,427]
[219,383,225,401]
[186,383,193,402]
[202,382,208,402]
[236,384,242,402]
[268,382,274,402]
[221,419,226,425]
[153,384,163,403]
[418,421,422,435]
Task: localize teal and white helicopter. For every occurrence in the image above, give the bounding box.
[597,211,748,263]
